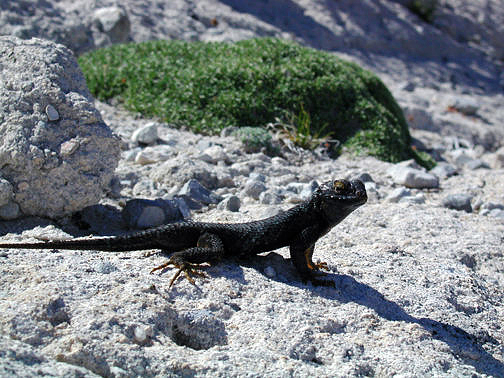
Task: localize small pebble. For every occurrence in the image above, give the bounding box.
[442,194,473,213]
[131,122,159,145]
[45,104,59,121]
[243,180,267,200]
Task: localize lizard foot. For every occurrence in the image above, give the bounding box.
[151,260,208,288]
[308,261,329,271]
[306,261,329,277]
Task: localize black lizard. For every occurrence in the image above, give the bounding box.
[0,179,366,287]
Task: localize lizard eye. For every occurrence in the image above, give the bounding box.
[333,180,346,192]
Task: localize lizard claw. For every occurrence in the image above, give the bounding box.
[306,260,329,273]
[150,261,172,274]
[313,261,329,271]
[168,264,208,288]
[150,259,208,288]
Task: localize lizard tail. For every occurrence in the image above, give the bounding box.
[0,233,159,252]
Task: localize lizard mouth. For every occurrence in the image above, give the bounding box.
[352,180,368,204]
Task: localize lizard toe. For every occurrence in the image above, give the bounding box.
[168,263,208,288]
[150,258,176,274]
[314,261,329,271]
[306,259,330,272]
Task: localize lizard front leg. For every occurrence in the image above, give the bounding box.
[290,226,334,287]
[304,244,329,272]
[151,232,225,287]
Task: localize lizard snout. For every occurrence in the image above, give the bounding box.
[351,180,368,204]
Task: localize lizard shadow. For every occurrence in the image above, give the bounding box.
[0,216,55,237]
[239,252,503,377]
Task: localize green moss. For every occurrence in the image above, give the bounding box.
[79,38,428,165]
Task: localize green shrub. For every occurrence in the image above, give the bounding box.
[79,38,428,165]
[231,126,277,155]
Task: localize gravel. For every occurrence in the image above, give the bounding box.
[0,101,502,377]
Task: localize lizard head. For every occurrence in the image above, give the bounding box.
[312,179,367,225]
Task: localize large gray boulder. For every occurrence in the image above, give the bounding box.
[0,36,120,219]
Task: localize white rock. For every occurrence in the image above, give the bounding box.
[259,191,282,205]
[0,36,120,218]
[400,192,425,204]
[386,187,411,203]
[488,146,504,169]
[430,162,457,179]
[217,195,240,212]
[199,145,229,164]
[387,165,439,189]
[134,325,153,344]
[136,206,166,229]
[488,209,504,219]
[123,147,142,162]
[480,202,504,211]
[243,180,266,200]
[131,122,159,145]
[92,6,131,45]
[134,146,173,165]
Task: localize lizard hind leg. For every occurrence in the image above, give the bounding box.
[150,232,225,288]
